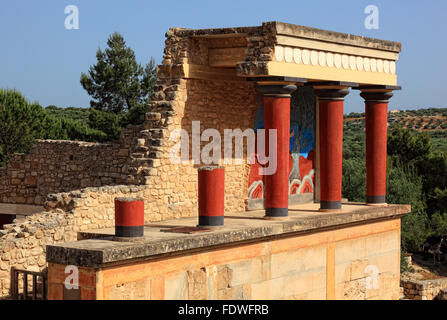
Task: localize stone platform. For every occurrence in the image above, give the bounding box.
[46,202,410,300]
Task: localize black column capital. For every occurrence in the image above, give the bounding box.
[354,85,401,103]
[256,83,298,97]
[360,91,394,103]
[314,88,350,101]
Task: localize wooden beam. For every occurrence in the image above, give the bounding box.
[182,63,245,82]
[209,47,246,68]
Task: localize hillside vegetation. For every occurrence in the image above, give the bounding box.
[344,108,447,153]
[343,107,447,270]
[0,89,146,167]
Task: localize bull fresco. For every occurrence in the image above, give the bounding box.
[247,87,316,200]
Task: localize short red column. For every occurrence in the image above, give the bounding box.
[115,197,144,237]
[315,88,349,210]
[198,166,225,226]
[361,91,394,204]
[257,84,297,218]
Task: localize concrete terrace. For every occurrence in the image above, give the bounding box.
[46,202,409,268]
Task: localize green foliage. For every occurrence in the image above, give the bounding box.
[0,33,156,168]
[429,211,447,238]
[387,161,428,252]
[87,108,122,141]
[45,105,90,122]
[400,250,414,273]
[387,125,432,163]
[429,131,447,153]
[343,115,447,260]
[342,158,366,202]
[80,32,157,114]
[342,129,364,160]
[121,104,148,127]
[0,89,47,166]
[0,90,115,168]
[42,108,108,142]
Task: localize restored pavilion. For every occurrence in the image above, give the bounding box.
[43,22,409,300]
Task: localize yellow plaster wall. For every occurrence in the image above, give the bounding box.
[48,218,401,300]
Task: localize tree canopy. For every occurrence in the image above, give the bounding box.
[80,32,156,114]
[342,122,447,256]
[0,89,46,166]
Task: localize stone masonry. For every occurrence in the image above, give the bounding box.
[1,21,400,299]
[0,185,149,298]
[0,23,281,299]
[0,125,149,205]
[401,278,447,300]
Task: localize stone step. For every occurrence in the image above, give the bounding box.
[147,139,165,147]
[135,146,149,153]
[145,112,162,121]
[139,130,151,138]
[131,158,154,166]
[131,152,146,159]
[148,151,163,159]
[141,168,153,176]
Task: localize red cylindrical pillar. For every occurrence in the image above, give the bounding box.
[361,91,393,204]
[115,197,144,237]
[257,84,297,218]
[315,88,349,210]
[198,166,225,226]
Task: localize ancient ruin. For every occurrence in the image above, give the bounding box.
[0,21,410,300]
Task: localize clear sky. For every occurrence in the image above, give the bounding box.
[0,0,446,113]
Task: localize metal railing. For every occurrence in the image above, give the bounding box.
[10,267,47,300]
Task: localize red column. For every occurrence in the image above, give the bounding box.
[361,91,393,204]
[198,166,225,226]
[257,84,297,218]
[315,88,349,210]
[115,197,144,237]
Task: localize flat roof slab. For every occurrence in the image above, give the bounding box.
[46,202,410,268]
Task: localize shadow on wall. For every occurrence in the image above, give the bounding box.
[248,86,316,200]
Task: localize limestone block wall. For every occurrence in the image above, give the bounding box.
[0,24,304,299]
[0,23,277,214]
[145,26,275,215]
[47,219,401,300]
[441,288,447,300]
[401,278,447,300]
[181,79,258,212]
[0,125,147,205]
[161,23,276,67]
[0,184,148,299]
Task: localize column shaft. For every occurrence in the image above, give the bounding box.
[319,100,344,209]
[315,88,348,210]
[264,96,290,216]
[257,83,297,218]
[360,91,394,204]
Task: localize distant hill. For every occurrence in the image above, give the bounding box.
[45,105,90,122]
[343,107,447,153]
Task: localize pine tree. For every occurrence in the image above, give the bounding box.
[0,89,47,166]
[80,32,156,114]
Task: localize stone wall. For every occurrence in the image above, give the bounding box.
[0,24,308,299]
[440,288,447,300]
[0,184,147,299]
[0,125,150,205]
[0,27,265,215]
[146,28,263,214]
[401,278,447,300]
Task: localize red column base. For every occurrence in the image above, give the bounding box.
[198,166,225,227]
[114,197,144,237]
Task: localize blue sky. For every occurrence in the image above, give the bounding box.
[0,0,446,113]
